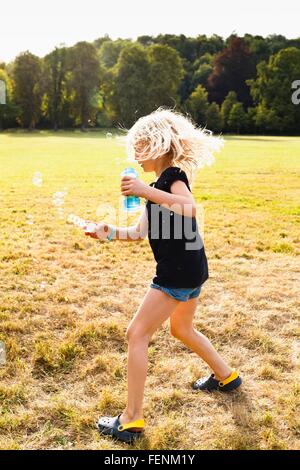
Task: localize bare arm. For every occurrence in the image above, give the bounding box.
[121,175,197,217]
[112,206,148,241]
[85,206,148,242]
[86,178,196,242]
[142,181,197,217]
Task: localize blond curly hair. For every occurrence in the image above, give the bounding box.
[124,106,224,185]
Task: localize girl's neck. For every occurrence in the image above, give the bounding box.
[155,159,174,178]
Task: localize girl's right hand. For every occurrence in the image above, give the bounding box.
[84,222,110,240]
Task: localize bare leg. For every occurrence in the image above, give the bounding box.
[169,297,232,380]
[120,287,179,425]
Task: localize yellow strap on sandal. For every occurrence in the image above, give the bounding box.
[118,419,145,432]
[219,369,239,387]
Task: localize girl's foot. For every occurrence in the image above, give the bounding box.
[96,413,145,444]
[119,412,145,432]
[192,369,242,392]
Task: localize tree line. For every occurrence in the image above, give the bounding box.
[0,33,300,134]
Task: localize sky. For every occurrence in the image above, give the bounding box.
[1,0,299,63]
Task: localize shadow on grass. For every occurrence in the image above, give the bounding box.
[212,388,263,449]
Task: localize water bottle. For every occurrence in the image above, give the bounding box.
[121,167,141,212]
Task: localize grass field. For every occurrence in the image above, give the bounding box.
[0,131,299,450]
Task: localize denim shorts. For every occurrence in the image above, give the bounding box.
[150,282,202,302]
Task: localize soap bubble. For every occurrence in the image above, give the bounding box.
[67,213,87,228]
[32,172,43,187]
[67,214,75,223]
[52,190,68,218]
[26,214,34,225]
[53,198,64,207]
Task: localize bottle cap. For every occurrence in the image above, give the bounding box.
[121,167,138,178]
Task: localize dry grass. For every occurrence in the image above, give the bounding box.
[0,131,299,449]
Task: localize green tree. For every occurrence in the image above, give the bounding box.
[244,34,272,64]
[155,34,199,62]
[266,34,290,54]
[137,35,155,47]
[221,91,238,130]
[206,102,223,132]
[68,42,101,130]
[43,46,69,130]
[245,106,256,133]
[93,34,111,49]
[98,39,132,69]
[196,34,225,55]
[253,103,281,132]
[228,103,248,134]
[192,62,213,89]
[114,44,152,127]
[13,52,43,129]
[186,85,209,126]
[147,44,184,109]
[247,47,300,133]
[98,67,118,125]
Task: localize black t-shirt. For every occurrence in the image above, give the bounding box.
[145,166,209,288]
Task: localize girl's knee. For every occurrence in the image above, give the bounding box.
[170,325,194,340]
[126,325,151,343]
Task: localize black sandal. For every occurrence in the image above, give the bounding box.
[96,413,145,444]
[192,369,242,392]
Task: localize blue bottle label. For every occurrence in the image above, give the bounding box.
[121,167,141,212]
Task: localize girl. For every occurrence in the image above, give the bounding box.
[85,107,242,444]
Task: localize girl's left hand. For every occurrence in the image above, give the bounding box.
[121,176,148,198]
